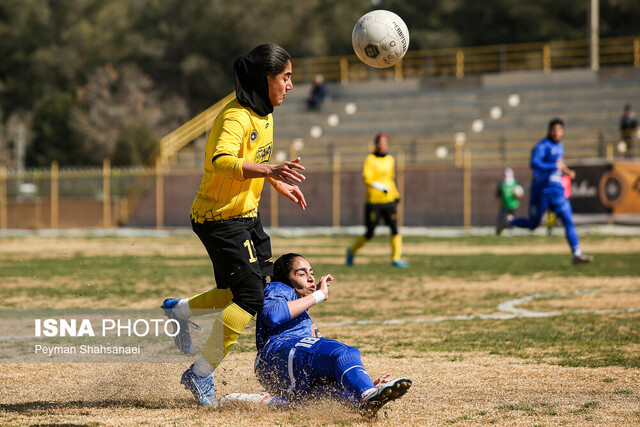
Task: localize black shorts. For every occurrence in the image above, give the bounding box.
[192,216,273,289]
[365,202,398,237]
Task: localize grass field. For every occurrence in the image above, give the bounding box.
[1,230,639,426]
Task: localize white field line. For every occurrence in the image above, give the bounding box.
[323,288,640,327]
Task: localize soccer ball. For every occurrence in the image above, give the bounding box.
[352,10,410,68]
[514,185,525,199]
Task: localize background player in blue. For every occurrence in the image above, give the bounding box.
[498,118,593,265]
[250,253,411,416]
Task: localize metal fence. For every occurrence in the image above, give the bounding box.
[0,143,632,230]
[292,36,640,84]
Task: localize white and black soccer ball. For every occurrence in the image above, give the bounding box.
[352,10,410,69]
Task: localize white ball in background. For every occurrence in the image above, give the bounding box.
[310,126,323,139]
[617,141,628,153]
[508,94,521,107]
[472,119,484,133]
[292,138,304,151]
[345,103,358,115]
[454,132,466,146]
[275,151,287,163]
[435,146,448,159]
[327,114,340,127]
[490,106,503,120]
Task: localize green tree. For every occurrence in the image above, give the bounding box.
[27,91,88,167]
[111,124,158,166]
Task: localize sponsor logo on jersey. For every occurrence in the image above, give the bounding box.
[255,143,272,164]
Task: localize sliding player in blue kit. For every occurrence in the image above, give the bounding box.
[498,118,592,265]
[239,253,411,417]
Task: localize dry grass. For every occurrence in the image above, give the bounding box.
[1,353,639,426]
[1,234,639,426]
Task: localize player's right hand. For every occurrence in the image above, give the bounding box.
[270,157,306,184]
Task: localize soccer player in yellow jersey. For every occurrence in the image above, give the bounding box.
[347,133,408,268]
[160,44,307,406]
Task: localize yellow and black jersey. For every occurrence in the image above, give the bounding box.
[191,98,273,223]
[363,153,399,204]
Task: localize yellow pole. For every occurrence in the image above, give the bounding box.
[270,184,278,229]
[50,161,58,229]
[543,44,551,72]
[396,151,405,228]
[103,159,111,228]
[0,166,7,229]
[340,57,349,85]
[332,153,341,227]
[463,149,471,229]
[156,160,164,229]
[606,143,614,162]
[634,38,640,68]
[456,49,464,79]
[395,60,403,82]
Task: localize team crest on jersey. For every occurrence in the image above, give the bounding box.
[255,143,272,164]
[250,130,259,142]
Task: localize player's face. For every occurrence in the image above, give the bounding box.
[549,124,564,142]
[287,256,316,297]
[267,61,293,107]
[376,137,388,155]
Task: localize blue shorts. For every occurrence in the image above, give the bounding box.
[255,336,358,403]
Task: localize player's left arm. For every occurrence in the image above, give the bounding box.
[556,157,576,179]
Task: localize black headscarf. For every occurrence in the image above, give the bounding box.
[234,47,273,117]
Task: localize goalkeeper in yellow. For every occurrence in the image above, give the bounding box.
[160,44,307,406]
[347,133,408,268]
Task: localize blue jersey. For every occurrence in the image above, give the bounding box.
[255,281,320,355]
[530,137,564,188]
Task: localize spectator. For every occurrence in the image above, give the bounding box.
[495,167,521,235]
[620,104,638,157]
[306,74,328,111]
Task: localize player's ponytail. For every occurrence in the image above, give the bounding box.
[272,253,304,286]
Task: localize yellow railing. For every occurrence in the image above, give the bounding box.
[159,92,235,166]
[292,35,640,84]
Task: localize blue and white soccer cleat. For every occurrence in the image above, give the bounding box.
[181,364,218,406]
[359,377,412,416]
[391,259,409,268]
[161,298,200,354]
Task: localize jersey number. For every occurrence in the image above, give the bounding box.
[243,239,258,263]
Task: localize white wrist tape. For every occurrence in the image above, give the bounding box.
[311,290,325,305]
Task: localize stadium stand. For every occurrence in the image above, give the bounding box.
[170,66,640,171]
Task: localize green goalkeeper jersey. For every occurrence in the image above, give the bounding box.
[498,180,520,211]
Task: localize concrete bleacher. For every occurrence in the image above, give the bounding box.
[173,66,640,170]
